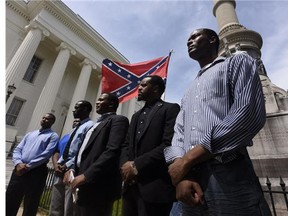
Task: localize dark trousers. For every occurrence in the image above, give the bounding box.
[6,164,48,216]
[77,199,114,216]
[122,185,173,216]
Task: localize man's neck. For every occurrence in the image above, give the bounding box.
[198,54,218,69]
[145,98,161,106]
[39,127,50,132]
[79,116,89,121]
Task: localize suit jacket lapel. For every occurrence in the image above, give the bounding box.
[83,118,110,151]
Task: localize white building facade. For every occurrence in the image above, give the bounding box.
[6,0,140,152]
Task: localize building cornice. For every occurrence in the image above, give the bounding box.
[40,0,129,63]
[6,0,30,21]
[8,0,129,63]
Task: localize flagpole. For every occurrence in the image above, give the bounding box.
[162,49,173,101]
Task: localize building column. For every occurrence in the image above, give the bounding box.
[6,21,50,107]
[92,74,102,120]
[62,58,97,135]
[27,42,76,132]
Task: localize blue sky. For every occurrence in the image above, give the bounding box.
[62,0,288,104]
[1,0,287,209]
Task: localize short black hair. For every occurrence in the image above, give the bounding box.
[46,113,56,124]
[78,100,92,113]
[103,93,119,110]
[146,75,166,95]
[201,28,220,53]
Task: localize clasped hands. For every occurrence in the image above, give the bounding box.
[168,158,204,207]
[63,169,86,190]
[54,163,67,177]
[15,163,29,176]
[120,161,137,185]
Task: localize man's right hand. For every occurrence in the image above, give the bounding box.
[63,170,71,185]
[120,161,137,183]
[54,164,64,177]
[15,163,28,176]
[176,179,204,207]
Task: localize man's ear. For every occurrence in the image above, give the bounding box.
[82,106,88,112]
[109,102,114,108]
[210,36,217,44]
[153,85,159,93]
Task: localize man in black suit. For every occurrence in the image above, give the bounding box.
[68,93,129,216]
[120,75,180,216]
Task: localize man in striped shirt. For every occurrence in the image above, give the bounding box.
[164,28,272,215]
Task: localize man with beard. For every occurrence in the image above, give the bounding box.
[120,75,180,216]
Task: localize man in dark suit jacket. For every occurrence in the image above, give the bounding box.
[68,93,129,216]
[120,75,180,216]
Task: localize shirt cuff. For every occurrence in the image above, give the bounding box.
[65,160,73,169]
[13,160,22,167]
[164,146,186,164]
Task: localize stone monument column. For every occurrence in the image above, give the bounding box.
[213,0,279,113]
[213,0,239,31]
[212,0,262,57]
[61,58,97,135]
[6,21,50,107]
[26,42,76,132]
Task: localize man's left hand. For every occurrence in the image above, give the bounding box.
[168,158,189,186]
[121,161,136,183]
[71,174,86,189]
[176,179,204,207]
[58,164,67,172]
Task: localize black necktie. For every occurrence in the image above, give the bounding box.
[62,124,80,161]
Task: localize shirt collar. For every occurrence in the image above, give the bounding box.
[97,112,116,122]
[39,128,52,133]
[80,117,91,125]
[197,56,226,77]
[144,99,162,109]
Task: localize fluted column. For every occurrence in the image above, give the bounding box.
[62,58,97,135]
[92,74,102,120]
[6,21,50,107]
[27,42,76,132]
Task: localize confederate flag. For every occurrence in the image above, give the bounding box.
[101,54,171,103]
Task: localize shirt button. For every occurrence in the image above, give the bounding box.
[140,121,143,124]
[143,112,146,115]
[138,131,141,134]
[194,110,197,113]
[192,127,196,130]
[196,95,198,98]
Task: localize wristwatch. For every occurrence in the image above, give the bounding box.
[130,161,138,175]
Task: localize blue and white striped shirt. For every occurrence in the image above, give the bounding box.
[164,53,266,163]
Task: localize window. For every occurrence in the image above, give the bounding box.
[23,55,42,83]
[6,98,25,126]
